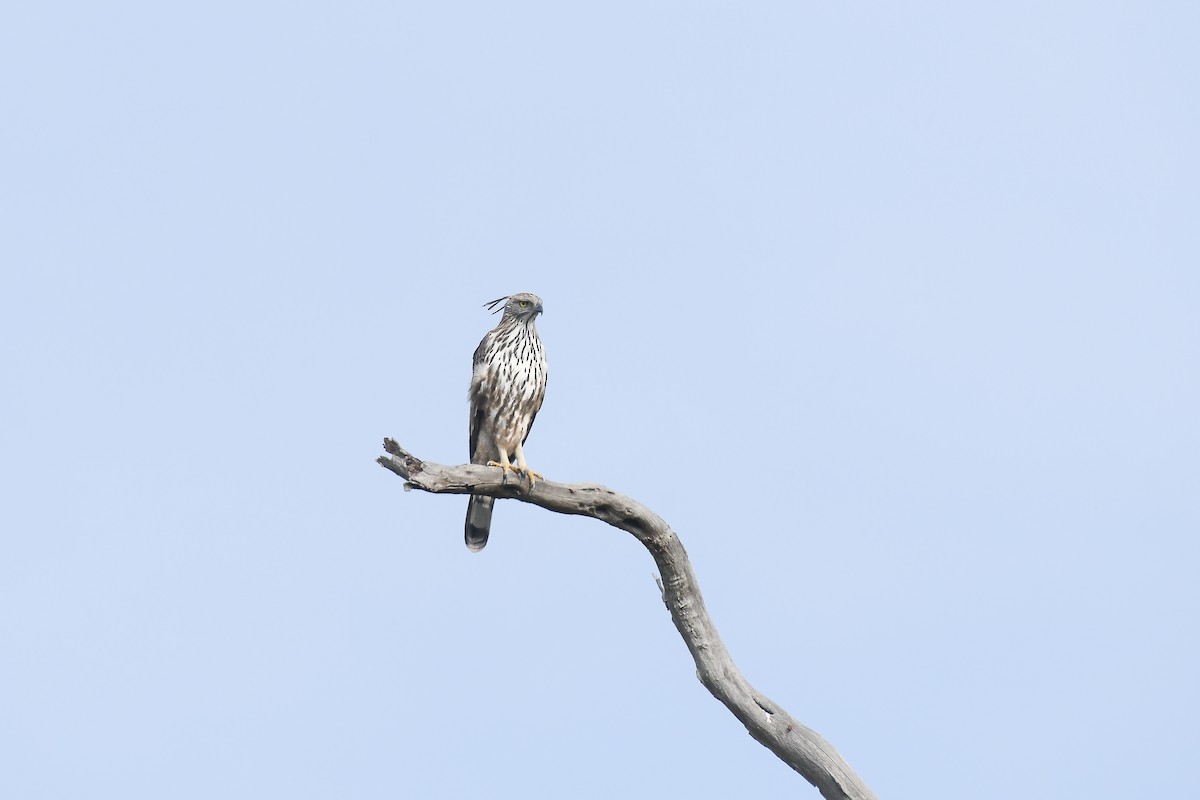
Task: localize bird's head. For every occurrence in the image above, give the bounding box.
[485,292,544,321]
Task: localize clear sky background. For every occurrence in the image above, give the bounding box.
[2,3,1197,798]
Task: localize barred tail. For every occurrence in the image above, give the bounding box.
[464,495,494,552]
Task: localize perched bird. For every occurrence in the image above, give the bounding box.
[464,292,548,552]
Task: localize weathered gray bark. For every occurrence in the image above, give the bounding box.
[377,438,877,800]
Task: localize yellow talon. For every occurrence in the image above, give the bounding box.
[487,460,520,474]
[519,467,544,485]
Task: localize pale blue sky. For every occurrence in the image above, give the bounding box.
[2,3,1197,798]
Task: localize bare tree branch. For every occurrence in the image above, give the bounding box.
[377,438,877,800]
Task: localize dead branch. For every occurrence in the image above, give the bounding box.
[377,438,877,800]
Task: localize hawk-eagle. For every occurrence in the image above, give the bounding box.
[464,293,548,551]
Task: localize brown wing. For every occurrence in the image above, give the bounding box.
[468,334,495,464]
[521,373,547,446]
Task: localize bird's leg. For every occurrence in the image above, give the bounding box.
[486,447,520,475]
[513,442,543,485]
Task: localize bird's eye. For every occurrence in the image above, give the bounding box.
[519,300,529,307]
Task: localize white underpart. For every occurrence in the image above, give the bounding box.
[471,318,548,457]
